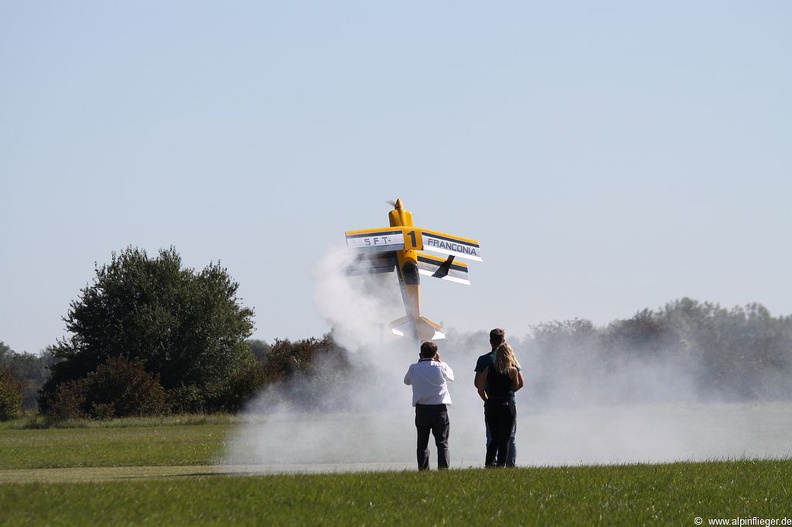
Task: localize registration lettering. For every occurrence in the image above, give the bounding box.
[346,231,404,251]
[364,236,397,246]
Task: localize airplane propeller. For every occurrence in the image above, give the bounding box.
[387,199,403,210]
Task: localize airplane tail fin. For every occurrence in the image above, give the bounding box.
[390,315,446,341]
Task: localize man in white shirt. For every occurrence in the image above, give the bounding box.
[403,340,455,470]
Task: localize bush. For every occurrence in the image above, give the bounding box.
[0,365,24,421]
[44,379,89,420]
[42,356,169,420]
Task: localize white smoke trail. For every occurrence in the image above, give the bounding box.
[220,247,482,471]
[219,247,792,472]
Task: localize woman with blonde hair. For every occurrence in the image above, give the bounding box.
[494,342,521,378]
[481,342,524,467]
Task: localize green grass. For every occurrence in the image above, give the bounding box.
[2,462,792,526]
[1,417,791,526]
[0,415,235,469]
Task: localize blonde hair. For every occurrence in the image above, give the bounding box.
[494,343,519,375]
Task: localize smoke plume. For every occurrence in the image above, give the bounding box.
[219,248,792,472]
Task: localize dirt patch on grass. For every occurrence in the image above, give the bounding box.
[0,463,415,483]
[0,465,227,483]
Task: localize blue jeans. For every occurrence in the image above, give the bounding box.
[485,405,516,467]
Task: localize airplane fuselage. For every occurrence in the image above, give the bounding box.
[345,198,481,342]
[389,200,423,335]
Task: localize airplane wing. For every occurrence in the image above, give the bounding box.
[345,228,405,253]
[345,252,397,275]
[346,227,482,262]
[419,229,483,262]
[417,253,470,285]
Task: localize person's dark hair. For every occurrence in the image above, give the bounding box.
[489,328,505,347]
[420,341,438,358]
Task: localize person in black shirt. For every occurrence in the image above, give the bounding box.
[479,342,524,467]
[474,329,524,467]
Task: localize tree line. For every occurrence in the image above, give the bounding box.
[2,246,791,421]
[515,298,792,406]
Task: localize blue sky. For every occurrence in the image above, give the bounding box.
[1,1,790,354]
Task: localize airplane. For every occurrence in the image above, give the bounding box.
[345,199,482,342]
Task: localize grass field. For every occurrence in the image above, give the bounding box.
[1,416,791,526]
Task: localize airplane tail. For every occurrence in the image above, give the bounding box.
[390,315,446,341]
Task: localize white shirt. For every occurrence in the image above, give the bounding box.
[404,358,455,407]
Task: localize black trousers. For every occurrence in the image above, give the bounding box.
[415,404,450,470]
[484,399,516,467]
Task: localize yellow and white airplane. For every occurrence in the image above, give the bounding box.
[345,199,482,342]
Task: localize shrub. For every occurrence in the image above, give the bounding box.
[0,365,24,421]
[42,356,169,420]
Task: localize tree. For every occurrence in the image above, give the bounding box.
[0,342,52,411]
[39,246,256,416]
[247,339,272,361]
